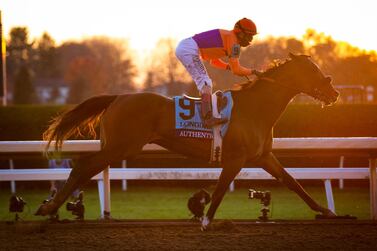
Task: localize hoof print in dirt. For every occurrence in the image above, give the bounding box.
[212,220,237,231]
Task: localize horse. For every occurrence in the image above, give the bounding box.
[36,53,339,230]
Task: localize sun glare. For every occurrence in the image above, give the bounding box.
[1,0,376,54]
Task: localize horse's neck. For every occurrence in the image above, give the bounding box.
[235,79,297,128]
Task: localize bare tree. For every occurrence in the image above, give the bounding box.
[7,27,36,103]
[84,37,136,94]
[59,37,137,102]
[144,38,192,96]
[13,65,36,104]
[35,32,59,78]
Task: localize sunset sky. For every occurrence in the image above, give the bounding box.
[1,0,377,58]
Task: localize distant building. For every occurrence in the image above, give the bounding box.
[34,78,69,104]
[365,85,374,103]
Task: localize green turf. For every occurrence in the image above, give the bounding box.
[0,184,370,221]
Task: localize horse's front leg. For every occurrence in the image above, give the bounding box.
[202,156,246,231]
[257,152,336,216]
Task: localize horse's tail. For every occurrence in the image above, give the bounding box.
[43,95,118,152]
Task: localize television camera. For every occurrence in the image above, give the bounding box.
[248,189,271,221]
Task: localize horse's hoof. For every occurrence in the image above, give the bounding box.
[200,216,211,231]
[35,201,58,216]
[322,208,337,217]
[35,204,48,216]
[201,225,210,231]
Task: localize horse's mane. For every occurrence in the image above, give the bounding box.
[232,58,292,91]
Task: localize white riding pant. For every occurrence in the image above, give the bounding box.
[175,37,212,92]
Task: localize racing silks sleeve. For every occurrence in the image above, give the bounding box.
[227,43,252,76]
[209,58,229,70]
[228,58,252,76]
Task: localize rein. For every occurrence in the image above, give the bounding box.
[244,75,275,84]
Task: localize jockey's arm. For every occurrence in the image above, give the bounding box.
[228,58,252,76]
[209,58,229,70]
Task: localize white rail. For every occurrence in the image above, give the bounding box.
[0,168,370,181]
[1,137,377,152]
[0,138,376,219]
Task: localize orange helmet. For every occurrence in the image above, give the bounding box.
[234,18,257,35]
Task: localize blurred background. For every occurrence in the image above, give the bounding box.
[0,0,376,104]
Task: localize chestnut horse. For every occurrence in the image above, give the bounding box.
[36,53,339,230]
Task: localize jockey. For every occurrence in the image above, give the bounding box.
[176,17,260,127]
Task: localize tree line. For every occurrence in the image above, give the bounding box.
[5,27,377,104]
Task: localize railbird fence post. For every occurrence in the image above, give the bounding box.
[369,158,377,219]
[122,160,127,191]
[339,156,344,189]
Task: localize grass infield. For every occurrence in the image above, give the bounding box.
[0,184,370,221]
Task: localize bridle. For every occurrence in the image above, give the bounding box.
[245,73,330,104]
[245,57,329,98]
[244,73,302,94]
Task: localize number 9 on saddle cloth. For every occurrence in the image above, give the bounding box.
[174,91,233,139]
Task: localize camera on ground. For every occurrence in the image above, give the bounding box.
[248,189,271,221]
[9,195,26,213]
[66,191,84,220]
[248,189,271,206]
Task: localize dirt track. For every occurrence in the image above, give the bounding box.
[1,220,377,251]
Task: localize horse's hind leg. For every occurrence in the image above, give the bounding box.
[35,150,115,216]
[258,152,336,216]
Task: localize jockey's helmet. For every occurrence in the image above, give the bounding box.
[234,18,257,47]
[234,18,257,35]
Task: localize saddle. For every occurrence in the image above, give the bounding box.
[183,90,228,114]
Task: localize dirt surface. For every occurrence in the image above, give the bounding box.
[1,220,377,251]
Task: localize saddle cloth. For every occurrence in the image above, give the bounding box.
[174,91,233,140]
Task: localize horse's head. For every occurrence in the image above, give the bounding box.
[286,53,339,106]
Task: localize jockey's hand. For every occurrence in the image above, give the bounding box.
[252,69,263,77]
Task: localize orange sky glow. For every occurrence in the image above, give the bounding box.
[1,0,376,66]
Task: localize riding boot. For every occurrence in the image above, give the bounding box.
[201,93,228,127]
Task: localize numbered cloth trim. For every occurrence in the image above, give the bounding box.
[174,91,233,139]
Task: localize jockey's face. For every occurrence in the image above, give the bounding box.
[237,32,254,47]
